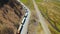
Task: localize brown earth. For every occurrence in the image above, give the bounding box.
[0,0,25,34]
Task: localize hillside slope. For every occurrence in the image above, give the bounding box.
[0,0,25,34]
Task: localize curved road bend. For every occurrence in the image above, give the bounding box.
[32,0,51,34]
[17,0,31,34]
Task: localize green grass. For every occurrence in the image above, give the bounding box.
[20,0,29,6]
[35,0,43,3]
[20,0,44,34]
[20,0,60,34]
[20,0,34,10]
[49,25,60,34]
[35,0,60,34]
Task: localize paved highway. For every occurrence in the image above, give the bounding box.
[32,0,51,34]
[17,0,31,34]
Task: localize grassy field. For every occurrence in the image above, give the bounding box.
[20,0,44,34]
[20,0,60,34]
[35,0,60,34]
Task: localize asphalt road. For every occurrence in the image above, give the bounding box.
[32,0,51,34]
[17,0,31,34]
